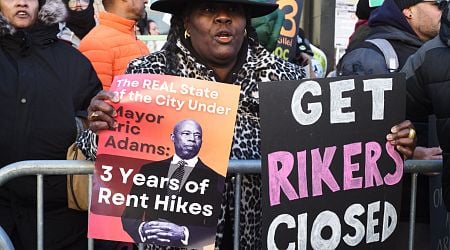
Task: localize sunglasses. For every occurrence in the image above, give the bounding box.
[422,0,449,10]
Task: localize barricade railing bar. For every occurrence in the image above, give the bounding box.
[403,160,443,250]
[0,160,95,250]
[0,225,14,250]
[0,159,443,250]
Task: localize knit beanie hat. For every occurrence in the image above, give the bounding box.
[356,0,377,20]
[393,0,422,10]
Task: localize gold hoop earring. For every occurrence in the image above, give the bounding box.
[244,28,247,36]
[184,30,191,39]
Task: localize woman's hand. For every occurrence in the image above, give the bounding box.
[386,120,417,159]
[413,146,442,160]
[87,90,120,133]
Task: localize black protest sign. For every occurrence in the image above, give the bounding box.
[260,74,405,249]
[429,175,450,249]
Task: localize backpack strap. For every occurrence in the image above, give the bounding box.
[365,38,399,72]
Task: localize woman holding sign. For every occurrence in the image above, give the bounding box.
[79,0,416,248]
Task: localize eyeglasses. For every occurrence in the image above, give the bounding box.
[422,0,449,10]
[67,0,90,11]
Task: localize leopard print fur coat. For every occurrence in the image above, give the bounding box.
[77,37,305,249]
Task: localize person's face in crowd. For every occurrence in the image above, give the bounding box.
[171,120,203,160]
[67,0,89,11]
[148,21,160,35]
[407,0,443,41]
[0,0,39,28]
[184,2,247,69]
[126,0,147,21]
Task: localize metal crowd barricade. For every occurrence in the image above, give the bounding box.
[0,159,443,250]
[403,160,443,250]
[0,160,94,250]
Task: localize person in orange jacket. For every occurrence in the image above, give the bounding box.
[79,0,149,89]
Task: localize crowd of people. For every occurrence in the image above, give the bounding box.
[0,0,447,249]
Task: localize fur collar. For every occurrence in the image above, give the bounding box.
[0,0,67,36]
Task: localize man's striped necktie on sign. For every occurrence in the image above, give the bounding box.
[166,160,186,196]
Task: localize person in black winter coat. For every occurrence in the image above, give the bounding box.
[0,0,102,248]
[401,1,450,216]
[337,0,443,75]
[336,0,445,248]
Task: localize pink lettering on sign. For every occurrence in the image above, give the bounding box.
[297,150,309,199]
[384,142,403,185]
[311,146,340,196]
[343,142,363,190]
[268,151,299,206]
[266,141,403,206]
[365,141,383,188]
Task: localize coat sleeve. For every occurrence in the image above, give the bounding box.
[76,129,98,161]
[401,52,433,120]
[80,38,114,89]
[76,64,103,117]
[122,184,146,243]
[337,47,389,76]
[401,51,433,147]
[121,163,158,243]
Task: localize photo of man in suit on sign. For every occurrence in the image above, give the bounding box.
[121,119,224,248]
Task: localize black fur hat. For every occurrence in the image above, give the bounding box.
[151,0,279,18]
